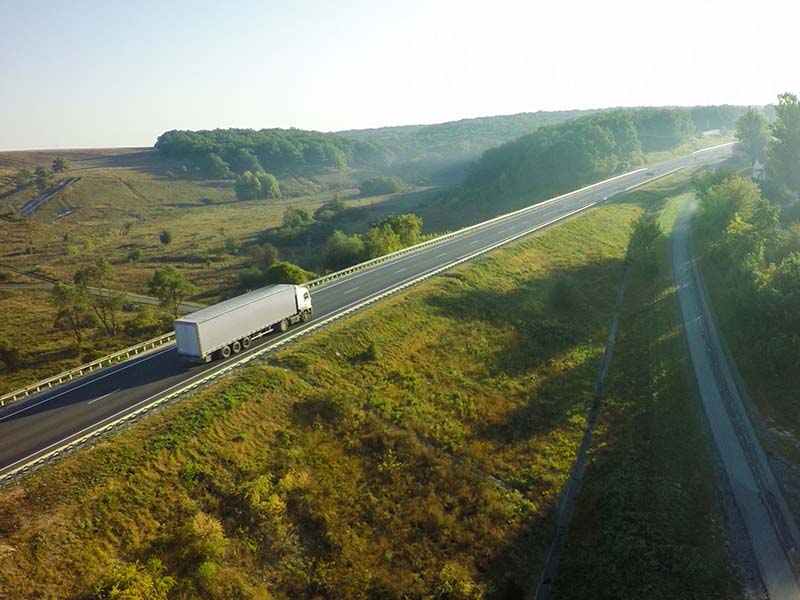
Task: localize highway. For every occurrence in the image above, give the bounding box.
[0,145,732,477]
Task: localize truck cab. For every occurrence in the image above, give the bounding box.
[296,286,313,317]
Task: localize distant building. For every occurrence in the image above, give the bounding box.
[752,158,766,182]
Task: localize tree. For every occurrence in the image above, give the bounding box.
[74,258,124,336]
[282,206,313,228]
[159,230,172,245]
[234,170,261,200]
[14,169,34,189]
[256,172,281,198]
[735,108,769,162]
[251,242,278,271]
[34,166,52,188]
[363,223,402,259]
[227,148,262,174]
[52,157,68,172]
[323,230,366,270]
[149,266,197,319]
[265,261,316,284]
[767,92,800,196]
[204,152,233,179]
[359,176,402,196]
[314,195,346,221]
[51,282,92,346]
[380,213,423,245]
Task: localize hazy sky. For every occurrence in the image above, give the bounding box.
[0,0,795,150]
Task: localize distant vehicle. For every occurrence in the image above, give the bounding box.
[645,170,655,176]
[174,284,313,363]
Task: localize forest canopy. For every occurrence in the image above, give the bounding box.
[155,128,391,177]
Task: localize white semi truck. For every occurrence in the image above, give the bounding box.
[174,284,312,363]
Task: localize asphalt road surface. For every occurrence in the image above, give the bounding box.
[673,197,800,599]
[0,146,732,476]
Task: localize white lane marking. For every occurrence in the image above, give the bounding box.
[343,287,359,295]
[498,228,509,233]
[395,267,407,273]
[469,240,479,245]
[1,199,605,476]
[2,366,217,472]
[435,252,447,258]
[87,389,120,405]
[522,220,529,225]
[0,347,173,423]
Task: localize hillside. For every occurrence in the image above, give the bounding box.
[338,109,602,182]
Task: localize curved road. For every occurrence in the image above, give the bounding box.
[0,146,732,477]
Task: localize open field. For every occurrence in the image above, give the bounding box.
[553,181,742,598]
[0,154,380,296]
[0,288,171,394]
[0,193,643,598]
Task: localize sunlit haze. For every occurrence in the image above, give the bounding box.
[0,0,794,150]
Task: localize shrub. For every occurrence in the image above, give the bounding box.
[159,230,172,245]
[94,559,175,600]
[265,261,316,284]
[127,247,143,262]
[359,175,403,196]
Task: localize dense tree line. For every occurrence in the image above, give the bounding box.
[155,128,391,178]
[340,109,602,182]
[323,214,423,271]
[456,106,743,201]
[695,172,800,374]
[341,106,744,183]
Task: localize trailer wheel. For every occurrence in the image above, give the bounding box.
[242,336,251,349]
[232,340,242,354]
[220,345,232,359]
[279,319,289,332]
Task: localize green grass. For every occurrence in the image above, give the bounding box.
[644,131,733,165]
[0,196,642,599]
[552,182,742,598]
[0,289,171,394]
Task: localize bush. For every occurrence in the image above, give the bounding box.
[94,559,175,600]
[359,175,403,196]
[323,230,366,271]
[238,267,265,290]
[159,230,172,245]
[127,247,143,262]
[265,261,316,284]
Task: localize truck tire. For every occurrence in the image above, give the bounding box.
[232,340,242,354]
[279,318,289,333]
[220,345,231,359]
[300,310,310,323]
[242,336,251,349]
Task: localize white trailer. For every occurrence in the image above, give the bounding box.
[174,284,312,363]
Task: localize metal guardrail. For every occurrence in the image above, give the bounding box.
[0,198,601,488]
[0,167,647,409]
[0,332,175,407]
[0,159,712,487]
[304,167,648,290]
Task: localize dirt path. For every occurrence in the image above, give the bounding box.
[673,196,800,599]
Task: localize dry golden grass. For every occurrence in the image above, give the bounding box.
[0,199,642,599]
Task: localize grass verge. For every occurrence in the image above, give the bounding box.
[552,184,742,598]
[0,197,644,598]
